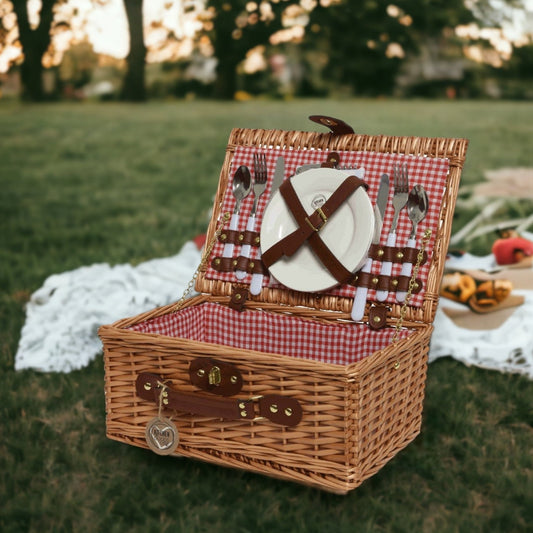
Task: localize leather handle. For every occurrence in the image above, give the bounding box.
[136,373,303,427]
[309,115,354,135]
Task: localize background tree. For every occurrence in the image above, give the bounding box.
[11,0,57,101]
[121,0,146,101]
[201,1,314,99]
[305,0,475,97]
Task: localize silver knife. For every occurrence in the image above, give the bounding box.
[250,156,285,295]
[295,163,321,174]
[351,173,389,320]
[295,163,358,174]
[268,156,285,201]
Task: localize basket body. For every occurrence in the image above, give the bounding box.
[99,121,467,493]
[100,296,432,494]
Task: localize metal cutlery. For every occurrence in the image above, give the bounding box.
[222,165,252,259]
[396,185,429,302]
[295,163,358,174]
[376,163,409,301]
[236,154,268,279]
[251,155,285,295]
[351,173,389,320]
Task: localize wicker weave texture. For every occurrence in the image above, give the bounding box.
[101,295,432,494]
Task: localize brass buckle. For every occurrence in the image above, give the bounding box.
[305,207,327,232]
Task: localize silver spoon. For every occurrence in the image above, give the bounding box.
[232,165,252,215]
[396,184,429,302]
[223,166,252,258]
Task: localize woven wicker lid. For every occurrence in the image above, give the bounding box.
[196,120,468,326]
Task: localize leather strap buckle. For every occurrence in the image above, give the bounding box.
[305,207,328,232]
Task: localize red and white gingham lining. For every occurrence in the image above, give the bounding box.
[205,146,450,307]
[129,302,411,365]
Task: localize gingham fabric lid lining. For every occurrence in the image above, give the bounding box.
[205,146,450,307]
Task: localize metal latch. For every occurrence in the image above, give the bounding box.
[208,365,222,386]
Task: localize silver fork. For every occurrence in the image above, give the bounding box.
[376,163,409,301]
[236,153,268,280]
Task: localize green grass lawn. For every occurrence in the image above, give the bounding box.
[1,98,532,532]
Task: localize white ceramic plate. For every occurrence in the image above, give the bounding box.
[260,167,374,292]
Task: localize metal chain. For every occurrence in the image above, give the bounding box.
[172,211,231,312]
[391,228,432,343]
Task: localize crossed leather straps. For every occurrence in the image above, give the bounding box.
[262,175,368,285]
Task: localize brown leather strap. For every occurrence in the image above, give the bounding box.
[262,175,367,284]
[368,244,427,265]
[211,256,268,275]
[136,373,302,427]
[218,229,260,247]
[351,272,423,293]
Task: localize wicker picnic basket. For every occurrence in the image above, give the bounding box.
[99,116,468,494]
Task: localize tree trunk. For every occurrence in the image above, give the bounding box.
[121,0,147,101]
[210,4,240,100]
[12,0,55,101]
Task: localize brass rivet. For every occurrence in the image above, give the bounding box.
[269,404,278,414]
[238,233,244,241]
[197,368,206,377]
[284,408,293,417]
[163,398,169,405]
[240,410,247,417]
[396,251,404,260]
[353,275,359,282]
[393,361,400,370]
[143,382,152,391]
[373,316,381,323]
[372,277,379,285]
[214,258,221,265]
[239,402,246,409]
[377,249,384,257]
[249,261,254,269]
[220,233,227,241]
[232,259,238,267]
[391,279,399,287]
[254,236,260,244]
[234,293,242,301]
[413,282,419,289]
[230,375,238,384]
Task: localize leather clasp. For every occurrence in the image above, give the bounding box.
[368,305,388,330]
[189,358,243,396]
[229,286,248,311]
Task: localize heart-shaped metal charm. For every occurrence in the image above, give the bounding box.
[145,417,179,455]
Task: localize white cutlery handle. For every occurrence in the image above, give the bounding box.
[235,216,256,279]
[376,232,397,301]
[250,272,263,295]
[351,257,373,321]
[396,237,417,302]
[222,212,239,258]
[250,243,264,295]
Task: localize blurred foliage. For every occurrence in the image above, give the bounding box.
[1,0,532,101]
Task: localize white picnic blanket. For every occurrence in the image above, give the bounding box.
[14,237,533,378]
